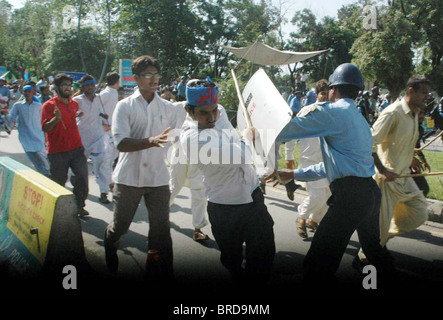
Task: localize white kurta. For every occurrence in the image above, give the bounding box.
[297,137,331,223]
[168,101,207,229]
[74,94,110,193]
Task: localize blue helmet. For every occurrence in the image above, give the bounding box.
[328,63,364,91]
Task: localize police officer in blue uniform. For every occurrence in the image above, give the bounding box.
[269,63,396,288]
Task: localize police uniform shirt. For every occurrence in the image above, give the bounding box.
[278,98,375,184]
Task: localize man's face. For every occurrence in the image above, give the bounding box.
[23,89,33,100]
[82,82,96,95]
[189,103,219,129]
[317,90,328,102]
[0,80,5,87]
[409,83,431,111]
[56,81,73,98]
[134,66,161,95]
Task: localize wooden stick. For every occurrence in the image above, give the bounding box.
[396,171,443,179]
[231,69,252,128]
[416,130,443,151]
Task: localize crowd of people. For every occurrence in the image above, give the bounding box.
[0,56,440,289]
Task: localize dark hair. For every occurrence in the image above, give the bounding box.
[131,55,161,75]
[406,75,431,92]
[40,85,49,91]
[334,84,360,100]
[79,74,95,84]
[53,73,73,87]
[106,72,120,85]
[314,79,329,94]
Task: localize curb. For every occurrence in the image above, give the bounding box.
[427,199,443,223]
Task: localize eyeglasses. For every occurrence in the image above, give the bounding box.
[138,73,162,80]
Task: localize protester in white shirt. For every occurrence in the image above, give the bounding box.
[295,79,331,239]
[74,75,112,204]
[168,101,210,242]
[98,72,120,181]
[179,78,275,285]
[105,55,178,280]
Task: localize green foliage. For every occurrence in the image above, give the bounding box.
[351,9,419,99]
[44,27,110,79]
[286,6,361,85]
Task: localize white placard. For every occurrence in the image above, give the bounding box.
[237,68,292,174]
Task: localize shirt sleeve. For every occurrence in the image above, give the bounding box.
[41,101,54,128]
[8,103,19,123]
[111,100,131,147]
[278,105,339,142]
[293,162,327,181]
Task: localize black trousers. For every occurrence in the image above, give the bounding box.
[47,147,89,208]
[303,176,395,284]
[207,188,275,283]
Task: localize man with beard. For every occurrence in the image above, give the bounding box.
[41,73,89,217]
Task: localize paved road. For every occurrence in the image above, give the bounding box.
[1,129,443,306]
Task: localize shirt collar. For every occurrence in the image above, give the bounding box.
[400,97,414,117]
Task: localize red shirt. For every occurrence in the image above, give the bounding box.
[41,96,83,154]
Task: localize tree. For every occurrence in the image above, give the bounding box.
[44,27,110,79]
[388,0,443,95]
[286,7,359,87]
[351,8,419,100]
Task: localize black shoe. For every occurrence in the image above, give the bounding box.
[99,193,111,204]
[285,179,300,201]
[77,207,89,217]
[104,232,118,273]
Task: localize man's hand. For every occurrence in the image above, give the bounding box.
[54,106,62,120]
[285,160,295,170]
[100,113,109,120]
[76,111,84,117]
[378,168,399,182]
[148,127,171,148]
[423,161,431,173]
[242,127,258,143]
[410,157,424,173]
[264,170,294,187]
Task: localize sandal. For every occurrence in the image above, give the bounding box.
[306,219,318,232]
[296,218,308,239]
[193,231,209,242]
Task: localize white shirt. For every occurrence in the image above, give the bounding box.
[112,90,179,187]
[74,94,106,154]
[180,105,259,205]
[98,86,119,126]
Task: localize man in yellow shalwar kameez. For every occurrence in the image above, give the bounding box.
[364,75,431,261]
